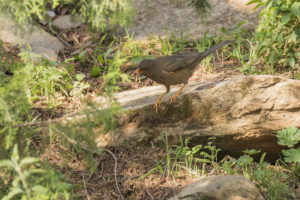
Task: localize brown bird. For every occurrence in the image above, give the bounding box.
[136,40,233,113]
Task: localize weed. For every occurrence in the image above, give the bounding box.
[142,136,221,179]
[246,0,300,73]
[0,145,72,200]
[276,126,300,178]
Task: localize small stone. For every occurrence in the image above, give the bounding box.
[46,11,56,19]
[52,15,83,29]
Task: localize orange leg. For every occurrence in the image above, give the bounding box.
[170,83,187,103]
[153,86,170,113]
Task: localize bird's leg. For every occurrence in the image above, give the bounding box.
[170,83,187,103]
[153,86,170,113]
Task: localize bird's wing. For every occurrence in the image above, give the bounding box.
[162,53,199,72]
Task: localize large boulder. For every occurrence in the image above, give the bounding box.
[121,0,261,40]
[97,75,300,159]
[170,175,264,200]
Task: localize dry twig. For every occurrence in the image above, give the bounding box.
[54,128,124,200]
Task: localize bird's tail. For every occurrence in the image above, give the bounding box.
[199,40,233,60]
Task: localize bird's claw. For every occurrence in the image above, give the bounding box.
[153,101,161,113]
[170,94,178,103]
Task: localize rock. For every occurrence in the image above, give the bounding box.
[47,11,56,19]
[0,17,64,61]
[96,75,300,159]
[119,0,261,40]
[170,175,264,200]
[52,15,83,29]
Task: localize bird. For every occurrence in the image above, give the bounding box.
[136,40,233,113]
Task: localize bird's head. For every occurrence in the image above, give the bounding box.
[135,59,155,75]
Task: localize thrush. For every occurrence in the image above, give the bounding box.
[136,40,233,113]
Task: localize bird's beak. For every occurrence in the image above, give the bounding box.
[135,68,142,74]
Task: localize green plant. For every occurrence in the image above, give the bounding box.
[75,0,135,29]
[195,33,214,72]
[0,145,72,200]
[158,36,177,56]
[142,136,221,179]
[0,0,134,30]
[120,32,153,65]
[189,0,211,18]
[23,54,89,107]
[246,0,300,73]
[277,126,300,148]
[156,32,191,56]
[90,65,101,77]
[172,137,203,175]
[221,148,293,200]
[0,54,33,151]
[276,126,300,178]
[170,32,191,53]
[0,41,130,197]
[253,162,292,200]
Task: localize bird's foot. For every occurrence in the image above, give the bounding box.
[153,99,161,113]
[170,93,179,103]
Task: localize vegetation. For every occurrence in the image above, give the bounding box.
[0,0,134,29]
[0,0,299,199]
[143,127,300,200]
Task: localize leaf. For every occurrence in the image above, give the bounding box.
[289,57,296,68]
[20,157,39,167]
[90,66,101,78]
[246,0,262,6]
[281,13,291,25]
[282,148,300,163]
[75,73,85,81]
[259,152,267,164]
[2,187,23,200]
[195,158,211,163]
[11,145,19,162]
[277,126,300,147]
[236,155,253,165]
[291,2,300,18]
[286,31,298,43]
[98,55,104,64]
[0,160,14,168]
[32,185,48,194]
[243,149,260,155]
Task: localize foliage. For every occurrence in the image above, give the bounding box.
[0,52,33,151]
[277,126,300,148]
[253,161,292,200]
[90,65,101,77]
[0,0,134,29]
[74,0,135,29]
[276,126,300,180]
[221,149,294,200]
[144,132,296,199]
[141,136,221,178]
[0,0,49,24]
[245,0,300,73]
[189,0,211,18]
[276,126,300,163]
[0,34,130,196]
[0,145,72,200]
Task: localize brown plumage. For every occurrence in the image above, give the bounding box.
[136,40,233,112]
